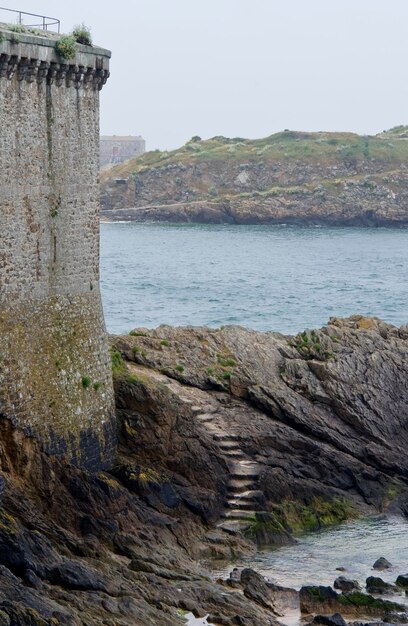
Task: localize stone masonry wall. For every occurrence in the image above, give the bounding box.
[0,28,115,470]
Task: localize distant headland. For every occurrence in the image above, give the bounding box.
[101,127,408,226]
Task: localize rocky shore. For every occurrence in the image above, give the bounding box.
[0,316,408,624]
[101,129,408,226]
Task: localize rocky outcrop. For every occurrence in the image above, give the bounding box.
[0,418,281,625]
[111,315,408,541]
[100,129,408,225]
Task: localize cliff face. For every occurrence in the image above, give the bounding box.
[0,317,408,625]
[101,128,408,225]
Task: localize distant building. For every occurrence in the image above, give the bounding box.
[100,135,146,167]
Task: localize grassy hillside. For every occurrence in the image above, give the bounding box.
[101,127,408,181]
[100,127,408,225]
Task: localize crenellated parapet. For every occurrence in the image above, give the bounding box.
[0,26,110,89]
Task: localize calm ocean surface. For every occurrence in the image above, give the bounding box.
[100,223,408,335]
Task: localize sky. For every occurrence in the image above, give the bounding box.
[2,1,408,150]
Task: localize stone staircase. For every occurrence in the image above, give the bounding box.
[195,410,265,533]
[126,364,266,534]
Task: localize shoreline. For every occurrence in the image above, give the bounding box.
[100,214,408,228]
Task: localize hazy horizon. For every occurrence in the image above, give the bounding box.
[3,1,408,151]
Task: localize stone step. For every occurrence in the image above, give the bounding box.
[222,448,244,459]
[196,414,215,423]
[227,500,259,510]
[230,470,259,479]
[199,405,217,414]
[227,489,264,499]
[191,405,204,414]
[228,479,257,492]
[216,520,251,533]
[237,460,259,467]
[213,434,242,442]
[217,440,241,449]
[222,510,257,520]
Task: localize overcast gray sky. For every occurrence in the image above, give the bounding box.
[5,1,408,150]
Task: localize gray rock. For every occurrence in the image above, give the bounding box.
[334,576,361,592]
[366,577,398,594]
[310,615,347,626]
[48,561,110,592]
[383,612,408,624]
[230,568,241,582]
[374,558,393,570]
[240,568,277,612]
[396,575,408,588]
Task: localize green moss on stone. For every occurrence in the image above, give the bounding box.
[246,497,356,543]
[338,591,403,612]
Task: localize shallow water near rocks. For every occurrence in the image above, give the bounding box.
[100,223,408,335]
[211,516,408,624]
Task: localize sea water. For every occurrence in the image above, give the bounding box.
[100,223,408,335]
[212,515,408,590]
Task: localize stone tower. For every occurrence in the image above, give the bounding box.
[0,26,116,470]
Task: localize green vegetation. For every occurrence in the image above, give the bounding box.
[81,376,92,389]
[111,349,126,376]
[93,381,102,391]
[129,330,147,337]
[0,511,18,536]
[160,339,169,346]
[175,364,184,373]
[138,467,161,484]
[337,591,403,611]
[72,23,92,45]
[217,355,237,367]
[246,497,355,542]
[292,329,335,361]
[55,35,76,61]
[126,373,141,384]
[102,128,408,183]
[7,23,24,33]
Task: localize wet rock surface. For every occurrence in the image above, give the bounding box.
[366,577,399,594]
[334,577,362,593]
[374,558,393,571]
[308,614,347,626]
[300,586,405,617]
